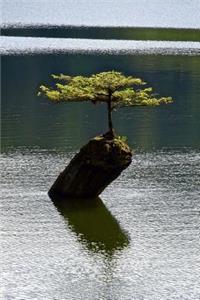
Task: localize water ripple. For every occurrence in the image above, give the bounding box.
[1,149,200,299]
[1,36,200,55]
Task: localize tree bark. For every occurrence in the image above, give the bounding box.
[107,91,114,138]
[48,135,132,199]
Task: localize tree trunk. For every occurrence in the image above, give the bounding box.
[48,135,132,199]
[107,92,114,138]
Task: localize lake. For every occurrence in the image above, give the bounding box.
[2,0,200,29]
[1,1,200,299]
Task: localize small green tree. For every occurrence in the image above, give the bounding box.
[38,71,173,138]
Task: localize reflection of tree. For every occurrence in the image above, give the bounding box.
[52,197,129,256]
[52,196,129,299]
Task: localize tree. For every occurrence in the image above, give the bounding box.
[38,71,173,138]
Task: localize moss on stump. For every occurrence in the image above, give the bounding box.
[48,135,132,199]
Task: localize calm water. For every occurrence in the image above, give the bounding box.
[2,27,200,42]
[2,54,200,151]
[1,1,200,299]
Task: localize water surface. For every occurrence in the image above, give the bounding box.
[2,27,200,42]
[1,149,200,300]
[2,53,200,152]
[1,36,200,55]
[1,0,200,29]
[1,3,200,298]
[1,50,200,299]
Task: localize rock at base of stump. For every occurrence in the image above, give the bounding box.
[48,134,132,199]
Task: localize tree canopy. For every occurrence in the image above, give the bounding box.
[38,71,173,137]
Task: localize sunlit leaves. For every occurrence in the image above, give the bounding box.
[52,74,71,82]
[89,71,146,91]
[38,71,173,107]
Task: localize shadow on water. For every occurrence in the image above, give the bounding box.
[3,27,200,41]
[52,196,129,256]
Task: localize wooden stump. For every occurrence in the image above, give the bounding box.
[48,135,132,199]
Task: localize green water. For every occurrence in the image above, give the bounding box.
[3,27,200,41]
[1,29,200,299]
[2,54,200,152]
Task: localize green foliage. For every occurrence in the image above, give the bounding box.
[38,71,173,137]
[114,135,128,144]
[38,71,173,108]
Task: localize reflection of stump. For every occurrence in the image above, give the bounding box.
[53,197,129,254]
[49,135,132,199]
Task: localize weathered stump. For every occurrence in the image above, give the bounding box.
[48,135,132,199]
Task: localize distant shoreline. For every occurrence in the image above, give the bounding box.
[1,24,200,30]
[1,26,200,43]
